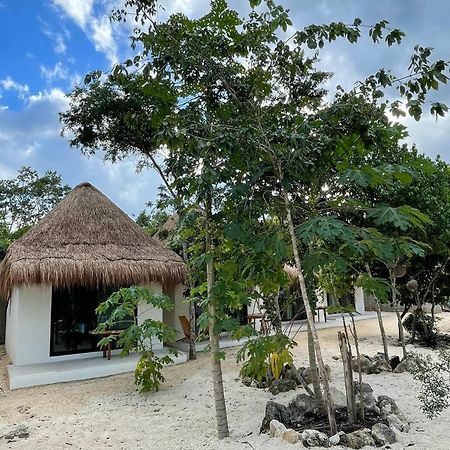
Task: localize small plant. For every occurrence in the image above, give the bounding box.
[410,351,450,419]
[95,285,179,392]
[237,334,296,384]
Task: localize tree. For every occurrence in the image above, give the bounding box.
[61,0,450,436]
[0,166,70,258]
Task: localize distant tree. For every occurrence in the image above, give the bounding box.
[0,166,70,258]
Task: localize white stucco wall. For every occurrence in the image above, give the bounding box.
[354,286,366,314]
[6,285,52,366]
[140,282,164,350]
[163,283,189,342]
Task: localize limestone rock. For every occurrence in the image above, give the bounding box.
[269,419,286,438]
[340,429,375,449]
[371,423,396,445]
[329,386,347,410]
[269,378,297,395]
[1,425,29,441]
[354,381,377,411]
[260,401,291,433]
[302,365,331,385]
[329,433,341,445]
[241,377,252,387]
[302,429,330,448]
[282,428,301,444]
[288,393,317,424]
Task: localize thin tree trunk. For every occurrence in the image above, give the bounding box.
[375,299,389,364]
[308,322,325,411]
[338,331,356,425]
[274,292,282,334]
[391,274,407,360]
[182,241,197,361]
[431,282,436,324]
[206,192,229,439]
[365,264,389,364]
[282,188,337,434]
[350,314,364,422]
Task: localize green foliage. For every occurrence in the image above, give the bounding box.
[355,273,391,302]
[0,166,70,232]
[95,286,178,392]
[326,304,356,315]
[410,351,450,419]
[236,334,296,383]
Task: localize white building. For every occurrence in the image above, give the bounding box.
[0,182,188,388]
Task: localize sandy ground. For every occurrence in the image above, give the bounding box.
[0,312,449,450]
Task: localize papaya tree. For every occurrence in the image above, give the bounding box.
[61,0,450,437]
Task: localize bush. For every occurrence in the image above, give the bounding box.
[236,333,297,384]
[96,286,178,392]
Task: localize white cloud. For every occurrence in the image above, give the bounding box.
[41,24,68,55]
[0,76,30,100]
[40,62,70,83]
[52,0,94,29]
[91,16,118,65]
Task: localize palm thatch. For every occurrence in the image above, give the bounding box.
[284,264,300,289]
[0,182,187,299]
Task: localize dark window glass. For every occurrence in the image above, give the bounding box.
[50,286,132,356]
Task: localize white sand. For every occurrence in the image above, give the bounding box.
[0,312,449,450]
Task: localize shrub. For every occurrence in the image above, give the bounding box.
[403,311,440,347]
[236,334,297,383]
[95,286,178,392]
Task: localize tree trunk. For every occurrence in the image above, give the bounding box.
[365,264,389,365]
[375,299,389,364]
[350,314,364,422]
[308,322,325,411]
[338,331,356,425]
[431,282,436,324]
[391,274,407,360]
[206,192,229,439]
[282,188,337,434]
[182,241,197,361]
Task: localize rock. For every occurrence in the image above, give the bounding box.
[371,423,396,445]
[288,394,317,424]
[353,354,373,374]
[371,353,392,374]
[241,377,252,387]
[329,433,341,445]
[269,379,297,395]
[354,381,377,411]
[387,413,410,432]
[340,429,375,449]
[302,429,330,448]
[260,401,291,433]
[282,364,303,386]
[1,425,29,440]
[393,356,420,374]
[302,365,331,385]
[282,428,301,444]
[269,419,286,438]
[389,355,401,370]
[329,386,347,409]
[378,395,407,422]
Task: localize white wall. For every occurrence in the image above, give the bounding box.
[140,282,164,350]
[163,283,189,342]
[6,285,52,366]
[354,286,366,314]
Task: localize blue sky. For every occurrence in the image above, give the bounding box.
[0,0,449,217]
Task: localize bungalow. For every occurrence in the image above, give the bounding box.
[0,182,188,388]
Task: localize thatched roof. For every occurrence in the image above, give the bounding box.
[0,182,186,299]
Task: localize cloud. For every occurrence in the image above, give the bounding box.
[52,0,94,29]
[0,77,30,100]
[90,16,119,65]
[40,22,68,55]
[40,62,70,83]
[0,86,161,215]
